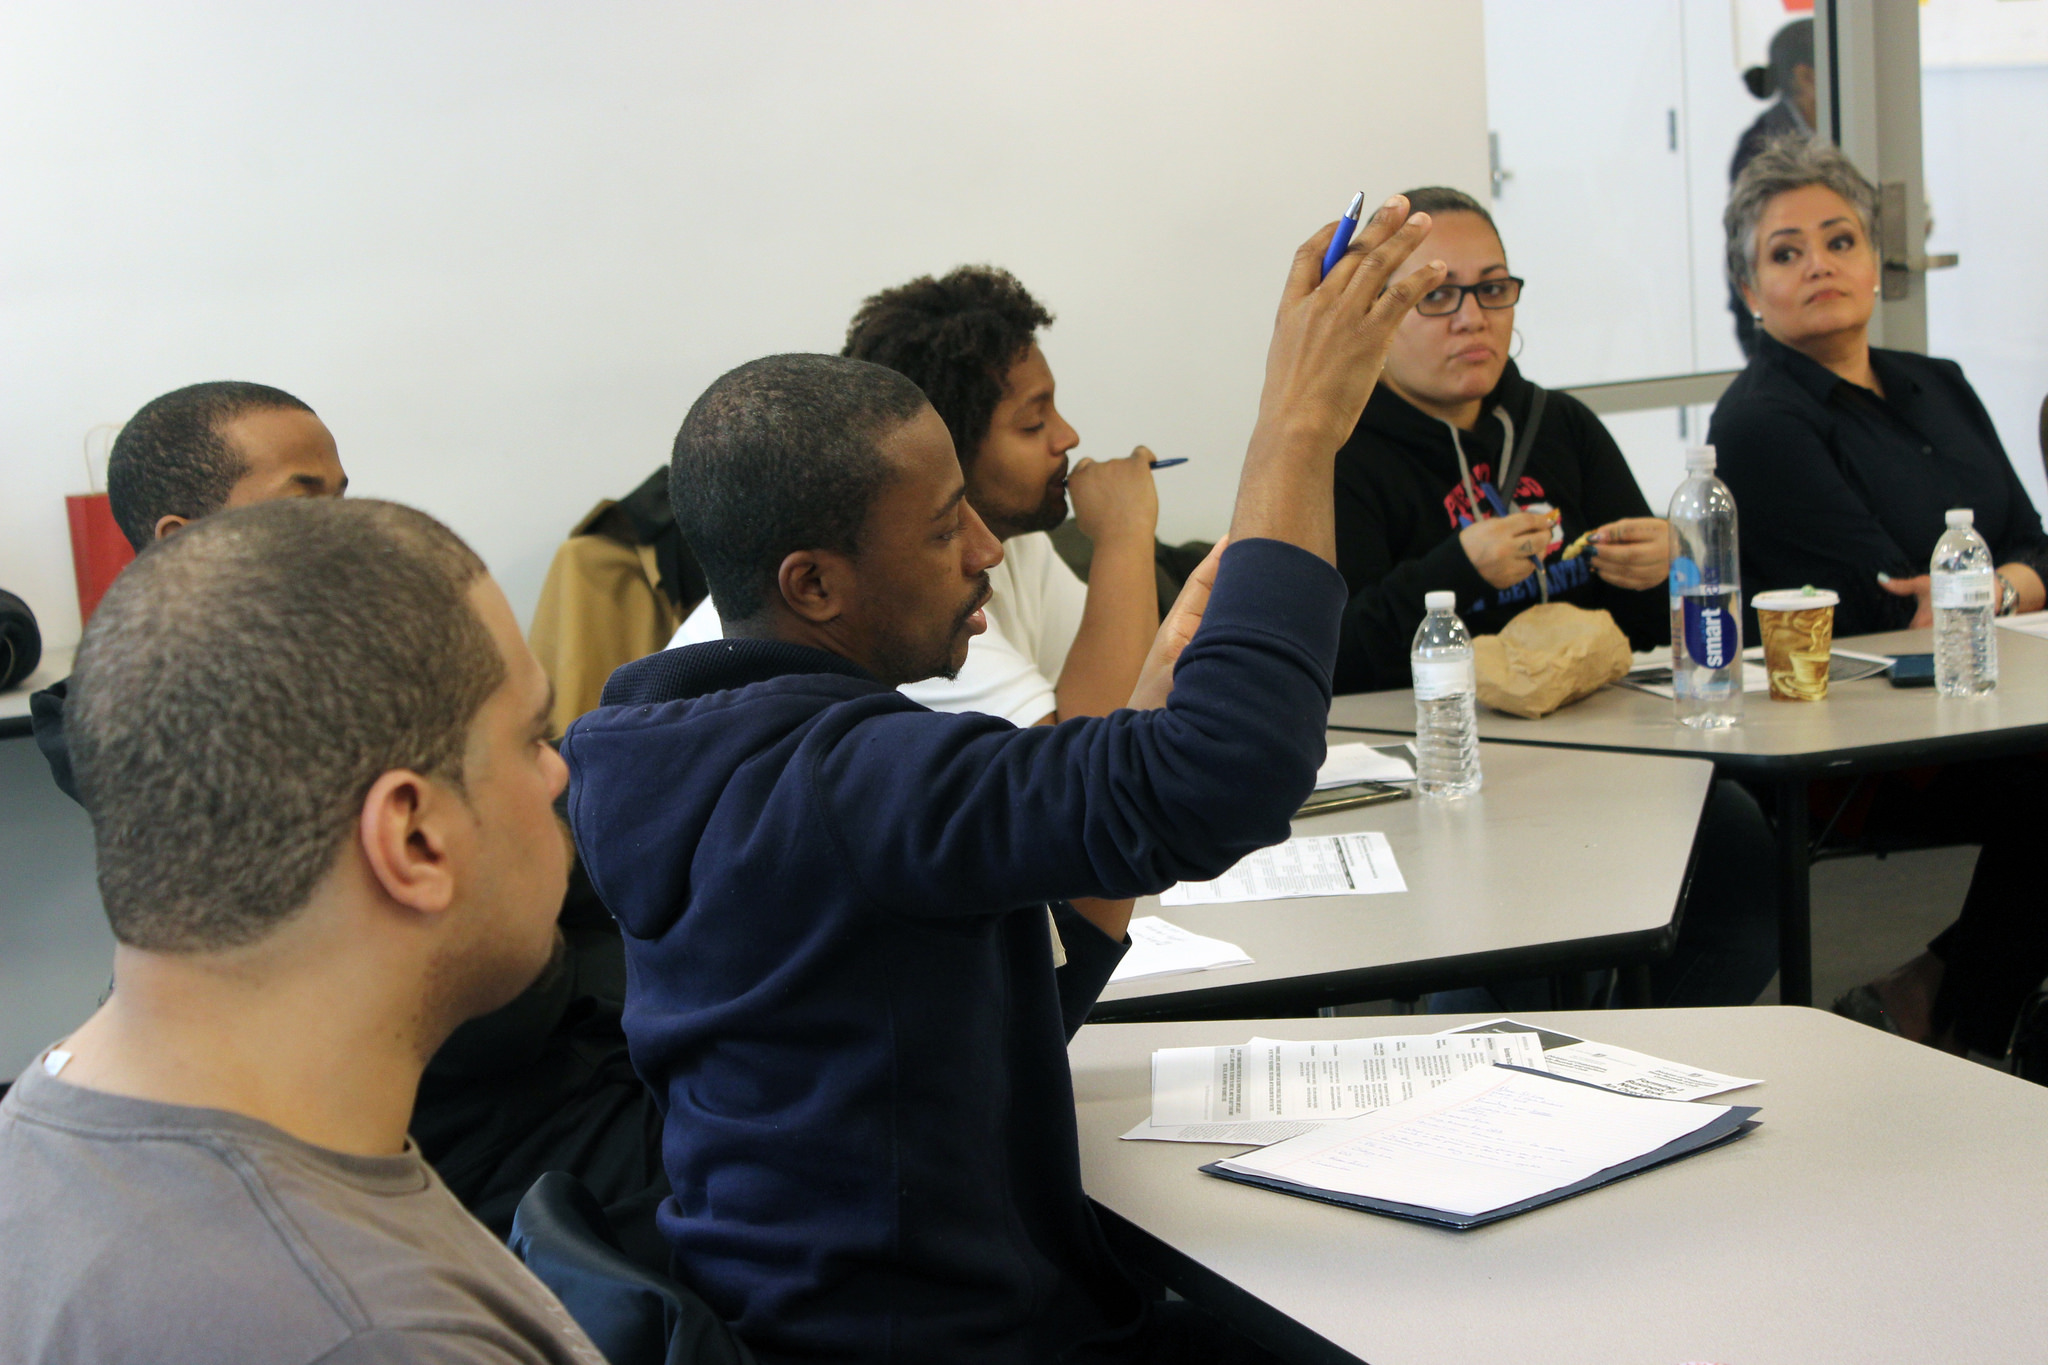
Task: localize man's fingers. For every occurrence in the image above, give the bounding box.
[1338,206,1436,302]
[1321,196,1414,290]
[1176,537,1229,606]
[1283,221,1345,303]
[1878,574,1928,597]
[1362,249,1447,327]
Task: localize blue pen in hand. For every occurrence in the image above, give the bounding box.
[1319,191,1367,279]
[1148,458,1187,470]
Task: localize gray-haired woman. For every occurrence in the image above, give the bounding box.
[1709,137,2048,1056]
[1710,136,2048,634]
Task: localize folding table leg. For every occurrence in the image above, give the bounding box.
[1775,778,1814,1006]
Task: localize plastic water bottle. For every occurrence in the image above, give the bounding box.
[1411,591,1481,798]
[1932,507,1998,697]
[1667,446,1743,729]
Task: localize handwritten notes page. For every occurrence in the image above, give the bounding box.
[1107,916,1254,984]
[1123,1031,1543,1144]
[1159,832,1406,907]
[1213,1064,1732,1218]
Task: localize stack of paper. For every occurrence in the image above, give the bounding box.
[1160,831,1406,906]
[1203,1064,1758,1228]
[1316,742,1416,788]
[1122,1031,1545,1144]
[1619,645,1891,698]
[1995,609,2048,639]
[1107,916,1253,984]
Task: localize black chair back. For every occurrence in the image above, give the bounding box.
[510,1171,755,1365]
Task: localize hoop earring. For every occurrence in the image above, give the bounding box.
[1509,327,1524,360]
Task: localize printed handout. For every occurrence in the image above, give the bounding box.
[1437,1018,1758,1101]
[1159,832,1405,906]
[1123,1030,1544,1144]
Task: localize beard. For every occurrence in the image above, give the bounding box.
[978,471,1070,540]
[1009,477,1070,536]
[868,575,992,685]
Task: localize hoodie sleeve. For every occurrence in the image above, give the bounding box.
[813,538,1343,919]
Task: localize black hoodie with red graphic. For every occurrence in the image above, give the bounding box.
[1332,360,1667,692]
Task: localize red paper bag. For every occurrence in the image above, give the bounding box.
[66,493,136,625]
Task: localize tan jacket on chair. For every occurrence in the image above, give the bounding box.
[529,500,687,737]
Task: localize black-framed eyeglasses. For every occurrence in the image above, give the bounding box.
[1415,276,1524,317]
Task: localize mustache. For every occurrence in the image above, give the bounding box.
[955,575,993,630]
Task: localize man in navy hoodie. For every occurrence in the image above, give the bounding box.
[562,201,1446,1364]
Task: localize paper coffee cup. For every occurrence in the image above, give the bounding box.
[1753,587,1840,701]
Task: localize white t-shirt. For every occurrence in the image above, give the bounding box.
[667,530,1089,727]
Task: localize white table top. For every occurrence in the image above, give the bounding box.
[1073,1007,2048,1364]
[1328,628,2048,778]
[1093,739,1714,1019]
[0,644,71,731]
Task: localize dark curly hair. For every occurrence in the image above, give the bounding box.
[842,266,1053,471]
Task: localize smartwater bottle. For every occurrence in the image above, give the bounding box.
[1668,445,1743,729]
[1411,591,1481,798]
[1932,507,1998,697]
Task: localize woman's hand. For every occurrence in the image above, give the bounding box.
[1458,512,1550,589]
[1878,573,1934,628]
[1587,517,1672,591]
[1998,563,2046,615]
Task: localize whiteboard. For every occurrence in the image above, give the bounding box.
[0,1,1488,644]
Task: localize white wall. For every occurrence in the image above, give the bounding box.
[0,1,1490,648]
[1923,63,2048,518]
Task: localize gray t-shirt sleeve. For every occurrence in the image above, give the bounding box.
[314,1327,585,1365]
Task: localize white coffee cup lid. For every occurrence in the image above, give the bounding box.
[1752,587,1840,611]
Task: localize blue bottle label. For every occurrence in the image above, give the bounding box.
[1683,598,1737,670]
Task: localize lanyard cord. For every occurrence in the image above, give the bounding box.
[1447,410,1548,604]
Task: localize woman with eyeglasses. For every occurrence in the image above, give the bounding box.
[1330,186,1775,1014]
[1712,138,2048,1056]
[1330,186,1672,694]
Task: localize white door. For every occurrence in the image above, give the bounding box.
[1485,0,1696,389]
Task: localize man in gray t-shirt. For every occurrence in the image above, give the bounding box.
[0,1063,603,1364]
[0,500,605,1363]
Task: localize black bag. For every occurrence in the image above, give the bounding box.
[0,590,41,691]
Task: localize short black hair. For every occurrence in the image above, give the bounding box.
[842,266,1053,470]
[71,498,503,952]
[106,381,315,551]
[1400,186,1498,237]
[670,354,931,622]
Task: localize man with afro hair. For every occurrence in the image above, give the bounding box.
[671,266,1169,731]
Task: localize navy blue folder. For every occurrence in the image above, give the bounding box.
[1198,1065,1761,1231]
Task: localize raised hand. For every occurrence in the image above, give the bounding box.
[1232,198,1446,561]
